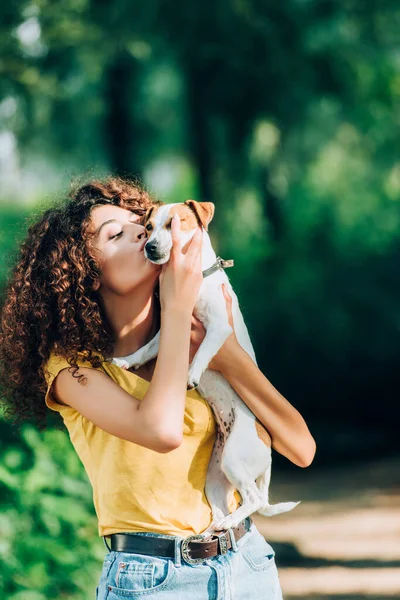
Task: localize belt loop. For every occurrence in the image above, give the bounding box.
[174,536,182,568]
[103,536,111,552]
[228,528,239,552]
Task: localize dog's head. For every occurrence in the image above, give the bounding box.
[142,200,215,264]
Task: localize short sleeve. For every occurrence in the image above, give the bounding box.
[44,352,100,413]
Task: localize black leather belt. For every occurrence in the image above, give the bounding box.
[104,517,252,565]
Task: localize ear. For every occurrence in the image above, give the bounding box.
[92,279,100,292]
[142,206,155,226]
[184,200,215,231]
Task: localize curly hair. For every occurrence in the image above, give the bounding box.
[0,176,161,430]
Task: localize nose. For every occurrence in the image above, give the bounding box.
[134,224,145,242]
[145,241,157,253]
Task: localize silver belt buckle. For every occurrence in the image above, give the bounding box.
[181,534,208,564]
[214,530,229,555]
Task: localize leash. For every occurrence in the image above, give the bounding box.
[202,256,234,279]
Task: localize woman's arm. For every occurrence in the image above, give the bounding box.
[53,216,203,453]
[212,335,316,468]
[190,285,316,468]
[136,217,203,446]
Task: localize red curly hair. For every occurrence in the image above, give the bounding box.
[0,176,161,430]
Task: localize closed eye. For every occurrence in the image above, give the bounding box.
[166,218,185,229]
[108,218,138,240]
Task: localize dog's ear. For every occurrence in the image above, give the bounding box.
[184,200,215,231]
[141,206,156,235]
[142,206,155,226]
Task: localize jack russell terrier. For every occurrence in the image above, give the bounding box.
[112,200,300,535]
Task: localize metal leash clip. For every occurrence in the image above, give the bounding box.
[202,256,235,279]
[218,257,234,269]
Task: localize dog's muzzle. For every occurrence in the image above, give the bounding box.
[144,241,168,263]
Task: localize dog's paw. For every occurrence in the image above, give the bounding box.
[112,358,129,370]
[188,366,203,389]
[200,526,218,539]
[212,514,242,531]
[187,378,199,390]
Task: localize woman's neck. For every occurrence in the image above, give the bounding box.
[113,305,159,358]
[101,286,160,358]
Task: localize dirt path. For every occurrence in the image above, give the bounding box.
[253,456,400,599]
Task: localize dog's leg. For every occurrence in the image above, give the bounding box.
[205,397,300,530]
[188,322,232,388]
[211,418,266,530]
[212,435,300,530]
[201,429,235,536]
[256,468,301,517]
[212,479,264,531]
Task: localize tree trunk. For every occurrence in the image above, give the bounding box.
[185,66,213,203]
[259,164,284,242]
[103,52,141,178]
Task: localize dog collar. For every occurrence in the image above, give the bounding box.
[202,256,234,279]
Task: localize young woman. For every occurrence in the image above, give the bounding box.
[0,177,316,599]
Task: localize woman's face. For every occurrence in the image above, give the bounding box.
[90,204,161,296]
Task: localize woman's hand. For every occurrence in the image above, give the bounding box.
[189,315,206,363]
[159,214,203,315]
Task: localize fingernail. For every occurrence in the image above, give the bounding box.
[173,213,180,221]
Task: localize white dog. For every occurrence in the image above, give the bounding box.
[112,200,300,534]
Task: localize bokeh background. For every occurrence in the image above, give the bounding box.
[1,1,399,598]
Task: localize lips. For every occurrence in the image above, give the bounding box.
[140,239,147,252]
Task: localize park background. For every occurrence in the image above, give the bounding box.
[0,0,399,598]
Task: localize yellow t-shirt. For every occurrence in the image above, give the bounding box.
[44,352,240,538]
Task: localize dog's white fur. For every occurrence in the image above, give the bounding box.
[112,203,300,535]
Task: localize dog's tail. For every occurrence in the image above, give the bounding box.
[256,471,301,517]
[257,500,301,517]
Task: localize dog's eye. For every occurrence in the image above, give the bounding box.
[145,223,153,231]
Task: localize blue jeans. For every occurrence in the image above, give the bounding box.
[96,522,283,599]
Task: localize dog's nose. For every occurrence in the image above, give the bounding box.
[145,241,157,253]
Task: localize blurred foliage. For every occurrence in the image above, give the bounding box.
[0,411,102,598]
[1,0,400,597]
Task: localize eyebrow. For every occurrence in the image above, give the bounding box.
[94,219,118,236]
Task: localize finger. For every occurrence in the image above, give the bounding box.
[222,283,232,304]
[222,284,234,327]
[159,262,167,282]
[185,227,203,262]
[170,213,181,259]
[191,315,205,333]
[191,314,202,326]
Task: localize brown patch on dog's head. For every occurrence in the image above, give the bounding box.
[184,200,215,231]
[167,204,200,231]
